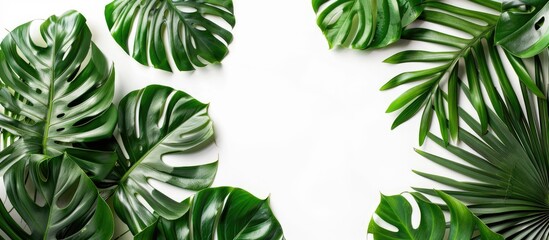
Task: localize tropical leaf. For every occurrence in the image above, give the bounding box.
[312,0,424,49]
[112,85,217,234]
[105,0,236,72]
[3,153,114,240]
[413,51,549,238]
[0,11,118,177]
[495,0,549,57]
[380,0,548,145]
[368,191,503,239]
[135,187,285,240]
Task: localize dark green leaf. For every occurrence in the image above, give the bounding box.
[134,187,285,240]
[495,0,549,57]
[368,191,502,239]
[0,11,118,178]
[415,51,549,238]
[312,0,424,49]
[105,0,236,71]
[113,85,217,234]
[4,154,114,239]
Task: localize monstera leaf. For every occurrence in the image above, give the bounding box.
[0,11,118,177]
[105,0,236,71]
[3,154,114,239]
[112,85,217,234]
[369,191,503,239]
[135,187,285,240]
[312,0,424,49]
[496,0,549,57]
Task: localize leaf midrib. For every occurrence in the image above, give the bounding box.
[119,102,208,183]
[41,30,57,156]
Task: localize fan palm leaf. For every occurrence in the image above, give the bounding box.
[413,51,549,238]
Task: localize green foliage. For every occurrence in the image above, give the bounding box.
[496,0,549,57]
[105,0,236,72]
[4,154,114,240]
[112,85,218,234]
[368,191,503,239]
[135,187,285,240]
[312,0,549,238]
[0,11,284,239]
[413,52,549,238]
[0,11,118,177]
[313,0,424,49]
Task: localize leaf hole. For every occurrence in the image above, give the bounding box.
[66,65,80,83]
[194,25,207,31]
[135,194,154,213]
[29,20,47,48]
[35,88,42,94]
[204,14,233,30]
[73,115,96,127]
[177,5,197,13]
[24,169,46,207]
[15,47,30,64]
[147,178,194,203]
[372,213,398,232]
[535,17,545,30]
[56,128,65,132]
[61,46,71,61]
[56,178,79,209]
[402,193,421,229]
[57,113,65,118]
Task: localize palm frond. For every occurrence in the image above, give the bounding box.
[414,51,549,238]
[382,0,545,145]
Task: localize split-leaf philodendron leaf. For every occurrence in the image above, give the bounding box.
[3,154,114,240]
[135,187,285,240]
[312,0,424,49]
[105,0,236,72]
[112,85,217,234]
[0,11,118,179]
[0,9,288,240]
[496,0,549,57]
[368,191,503,239]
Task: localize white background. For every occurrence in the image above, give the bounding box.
[0,1,471,239]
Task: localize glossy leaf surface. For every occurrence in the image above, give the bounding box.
[113,85,217,234]
[414,51,549,238]
[369,191,502,239]
[380,1,547,145]
[312,0,424,49]
[4,154,113,239]
[135,187,285,240]
[0,11,118,177]
[496,0,549,57]
[105,0,236,71]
